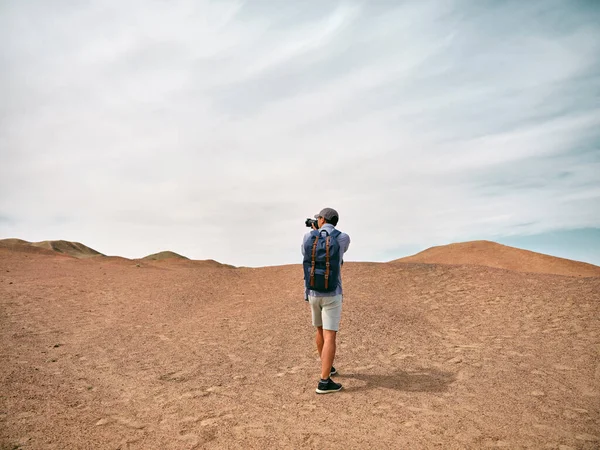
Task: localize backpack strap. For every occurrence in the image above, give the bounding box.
[325,236,331,290]
[309,234,319,288]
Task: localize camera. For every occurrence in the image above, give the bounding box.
[305,218,318,228]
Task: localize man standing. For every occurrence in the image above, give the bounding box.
[302,207,350,394]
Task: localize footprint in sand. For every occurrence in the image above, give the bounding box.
[159,370,190,382]
[275,365,305,377]
[228,353,242,362]
[199,413,236,428]
[177,433,199,447]
[177,429,218,447]
[180,416,200,424]
[178,389,209,399]
[115,416,147,430]
[94,416,147,431]
[200,417,220,427]
[575,433,599,443]
[298,402,319,416]
[95,418,112,426]
[233,425,268,438]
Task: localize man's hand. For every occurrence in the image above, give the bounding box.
[311,223,317,230]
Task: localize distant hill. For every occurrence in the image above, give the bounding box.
[0,239,103,259]
[391,240,600,277]
[192,259,236,269]
[0,238,30,246]
[31,240,104,258]
[140,252,235,268]
[0,239,235,268]
[141,251,189,261]
[0,238,58,256]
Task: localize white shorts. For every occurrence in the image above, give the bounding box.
[309,294,343,331]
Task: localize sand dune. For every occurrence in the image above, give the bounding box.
[0,239,104,259]
[0,238,30,246]
[0,240,233,269]
[140,252,234,269]
[392,240,600,277]
[1,243,599,449]
[142,251,189,261]
[31,240,104,259]
[188,259,236,269]
[0,238,68,257]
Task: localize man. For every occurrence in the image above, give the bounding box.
[302,207,350,394]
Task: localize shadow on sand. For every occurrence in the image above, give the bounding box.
[338,368,455,393]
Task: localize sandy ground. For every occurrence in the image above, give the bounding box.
[1,248,599,449]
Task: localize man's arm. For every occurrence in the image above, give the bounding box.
[301,231,312,257]
[339,233,350,257]
[301,232,312,300]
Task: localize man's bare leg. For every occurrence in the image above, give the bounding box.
[316,326,324,357]
[316,327,335,373]
[320,329,337,380]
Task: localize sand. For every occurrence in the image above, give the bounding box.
[1,246,599,449]
[393,240,600,278]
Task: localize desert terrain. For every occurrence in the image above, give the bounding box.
[1,239,599,449]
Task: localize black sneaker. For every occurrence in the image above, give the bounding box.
[330,366,337,376]
[316,378,342,394]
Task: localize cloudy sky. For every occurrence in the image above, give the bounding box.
[1,0,599,267]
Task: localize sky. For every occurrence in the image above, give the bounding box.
[1,0,599,267]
